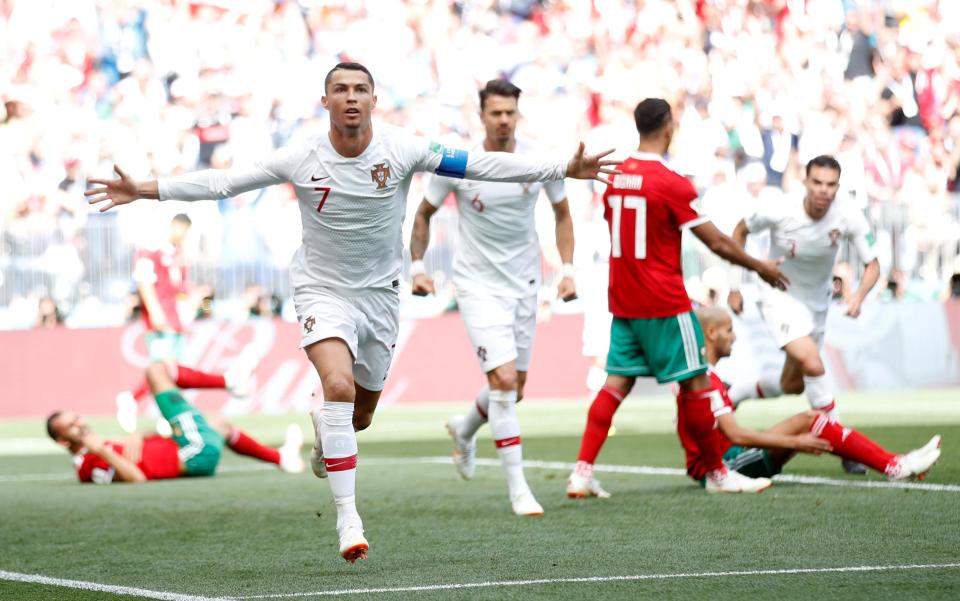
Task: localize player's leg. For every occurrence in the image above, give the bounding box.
[782,336,837,418]
[144,362,224,477]
[116,331,179,432]
[305,338,366,561]
[296,288,370,562]
[726,370,785,405]
[206,416,304,473]
[568,317,640,498]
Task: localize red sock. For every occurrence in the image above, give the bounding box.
[227,428,280,465]
[132,379,151,401]
[812,414,896,473]
[173,365,226,390]
[676,387,726,479]
[576,386,624,464]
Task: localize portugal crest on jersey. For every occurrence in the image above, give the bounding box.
[828,228,842,247]
[371,162,391,189]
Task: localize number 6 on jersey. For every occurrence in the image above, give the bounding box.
[609,194,647,259]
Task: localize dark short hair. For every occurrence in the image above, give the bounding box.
[172,213,192,227]
[806,155,842,176]
[634,98,673,137]
[479,79,522,111]
[46,411,62,440]
[324,62,375,93]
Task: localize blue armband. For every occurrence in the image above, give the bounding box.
[436,147,469,179]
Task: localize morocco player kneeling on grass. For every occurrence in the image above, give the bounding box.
[46,362,304,483]
[685,307,941,485]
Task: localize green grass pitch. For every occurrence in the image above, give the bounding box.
[1,389,959,600]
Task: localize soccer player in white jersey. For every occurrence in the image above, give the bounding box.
[84,62,618,562]
[726,155,881,472]
[409,80,576,516]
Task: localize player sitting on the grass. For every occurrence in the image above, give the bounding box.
[684,307,941,485]
[46,362,304,483]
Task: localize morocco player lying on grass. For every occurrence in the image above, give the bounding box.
[46,362,304,483]
[681,307,941,488]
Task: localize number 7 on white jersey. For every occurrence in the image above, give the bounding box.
[609,194,647,259]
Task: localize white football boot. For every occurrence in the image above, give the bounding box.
[705,467,772,494]
[337,514,369,563]
[115,391,138,433]
[309,409,327,478]
[887,435,942,481]
[278,424,305,473]
[445,415,477,480]
[511,489,544,516]
[566,470,612,499]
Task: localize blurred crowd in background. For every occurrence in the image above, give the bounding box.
[2,0,960,329]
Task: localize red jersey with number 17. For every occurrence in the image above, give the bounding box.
[603,152,706,319]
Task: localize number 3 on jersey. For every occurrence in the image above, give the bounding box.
[609,195,647,259]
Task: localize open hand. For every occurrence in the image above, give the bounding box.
[757,258,790,291]
[794,433,832,455]
[565,143,620,185]
[85,165,141,212]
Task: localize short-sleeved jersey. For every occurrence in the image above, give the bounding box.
[745,195,877,310]
[159,125,565,294]
[603,152,706,318]
[677,370,736,478]
[132,244,187,332]
[424,141,567,297]
[74,436,182,484]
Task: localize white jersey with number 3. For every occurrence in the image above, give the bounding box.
[158,125,566,293]
[745,195,877,310]
[424,142,566,297]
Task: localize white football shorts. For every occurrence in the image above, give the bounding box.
[457,290,537,373]
[758,287,828,349]
[293,286,399,391]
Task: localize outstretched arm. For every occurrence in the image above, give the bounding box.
[426,142,619,186]
[81,432,147,483]
[691,220,790,290]
[410,200,439,296]
[87,146,297,211]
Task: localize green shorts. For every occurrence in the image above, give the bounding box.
[606,312,708,383]
[146,331,187,362]
[154,390,224,477]
[723,445,783,479]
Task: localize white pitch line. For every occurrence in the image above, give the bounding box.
[0,569,228,601]
[360,456,960,493]
[231,562,960,599]
[3,456,959,492]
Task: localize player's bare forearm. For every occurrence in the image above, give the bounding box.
[137,283,169,329]
[553,199,575,264]
[95,446,147,483]
[732,220,749,249]
[717,415,795,451]
[410,200,438,261]
[852,258,880,303]
[694,222,760,272]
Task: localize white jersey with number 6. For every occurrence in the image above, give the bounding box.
[744,195,877,311]
[424,142,567,298]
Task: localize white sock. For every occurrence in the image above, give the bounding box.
[727,372,782,405]
[803,374,839,421]
[488,389,530,498]
[320,401,360,528]
[459,385,490,439]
